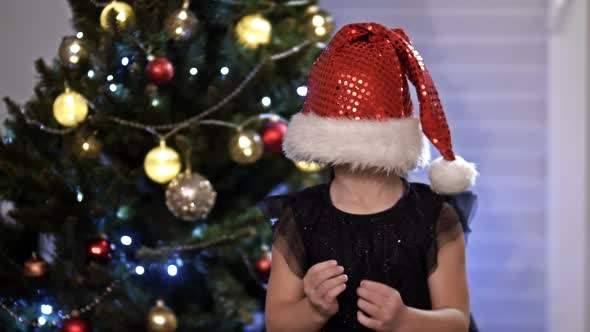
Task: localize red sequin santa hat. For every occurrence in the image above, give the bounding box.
[283,22,478,194]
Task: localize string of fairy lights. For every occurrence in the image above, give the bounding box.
[1,0,335,329]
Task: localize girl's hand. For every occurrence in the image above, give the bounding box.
[356,280,407,331]
[303,260,348,320]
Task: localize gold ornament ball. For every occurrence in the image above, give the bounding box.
[58,36,88,66]
[53,89,89,127]
[165,171,217,222]
[295,160,325,173]
[100,1,136,33]
[164,8,199,41]
[144,141,182,184]
[305,7,334,40]
[235,14,272,49]
[229,130,264,164]
[147,300,177,332]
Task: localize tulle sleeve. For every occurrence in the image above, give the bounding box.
[258,195,307,278]
[426,192,478,275]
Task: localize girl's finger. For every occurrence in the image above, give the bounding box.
[360,280,396,298]
[324,283,347,302]
[357,310,383,331]
[357,298,382,319]
[311,265,344,288]
[356,286,386,306]
[316,274,348,297]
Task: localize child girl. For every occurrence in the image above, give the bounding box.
[261,23,479,332]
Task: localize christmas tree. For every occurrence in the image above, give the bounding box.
[0,0,334,331]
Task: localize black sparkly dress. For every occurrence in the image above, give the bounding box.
[260,180,479,332]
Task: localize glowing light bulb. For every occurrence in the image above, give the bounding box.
[167,264,178,276]
[189,67,198,75]
[87,70,95,78]
[82,142,90,151]
[38,317,47,326]
[297,86,308,96]
[135,265,145,275]
[109,84,117,92]
[76,32,84,39]
[121,57,129,66]
[220,67,229,75]
[41,305,53,315]
[261,96,271,107]
[120,235,132,246]
[107,75,114,81]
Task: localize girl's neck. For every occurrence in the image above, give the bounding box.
[329,165,405,215]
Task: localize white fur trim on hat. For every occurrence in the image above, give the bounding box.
[428,156,478,194]
[283,112,431,174]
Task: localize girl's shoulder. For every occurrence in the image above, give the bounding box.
[408,181,478,234]
[257,183,328,225]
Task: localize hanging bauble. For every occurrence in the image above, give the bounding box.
[166,171,217,222]
[164,3,199,41]
[262,121,288,153]
[255,250,272,280]
[294,160,325,173]
[24,252,48,278]
[305,7,334,40]
[100,1,136,33]
[229,130,264,164]
[58,36,88,67]
[86,237,113,263]
[62,312,91,332]
[144,141,182,184]
[53,88,89,127]
[146,57,175,85]
[235,14,272,49]
[146,300,178,332]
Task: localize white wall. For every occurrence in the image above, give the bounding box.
[0,0,71,126]
[548,0,589,331]
[320,0,549,331]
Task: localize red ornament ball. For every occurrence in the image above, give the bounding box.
[255,251,272,279]
[86,238,113,263]
[146,57,175,85]
[62,316,91,332]
[262,121,288,153]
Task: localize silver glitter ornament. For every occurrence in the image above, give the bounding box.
[163,7,199,41]
[58,36,88,67]
[165,171,216,221]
